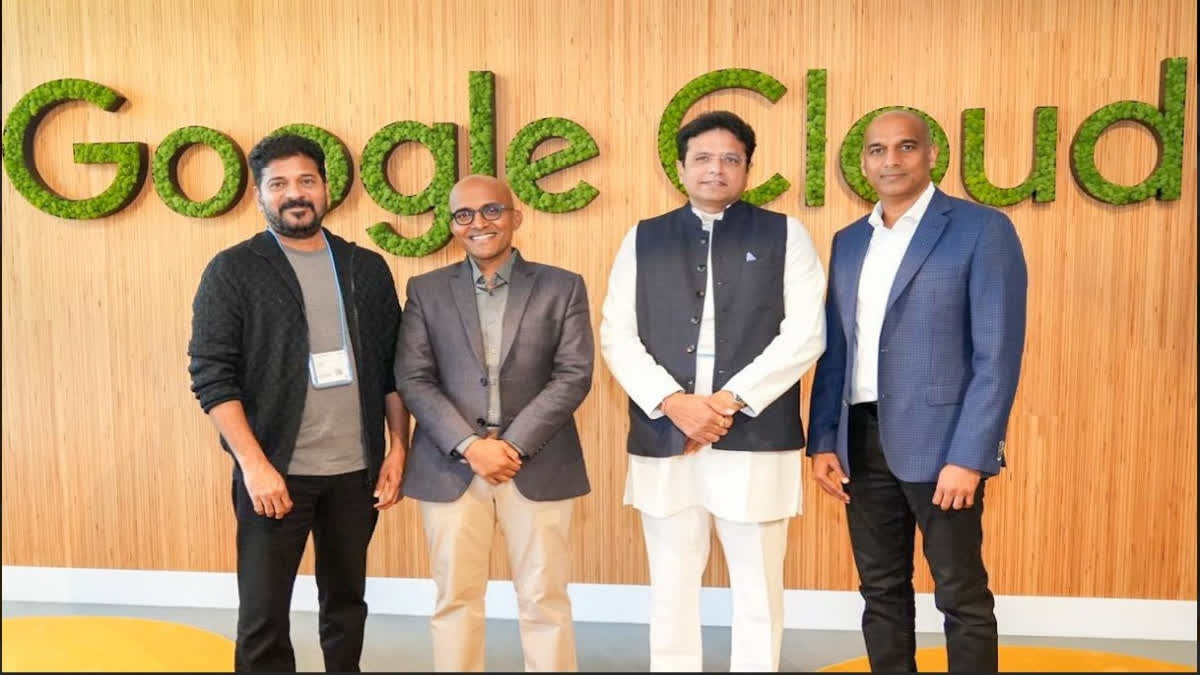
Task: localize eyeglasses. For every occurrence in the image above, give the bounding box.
[452,203,511,226]
[687,152,746,168]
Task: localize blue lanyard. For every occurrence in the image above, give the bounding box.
[267,228,350,352]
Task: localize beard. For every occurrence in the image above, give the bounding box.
[263,198,325,240]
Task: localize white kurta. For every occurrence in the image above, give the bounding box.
[600,206,827,523]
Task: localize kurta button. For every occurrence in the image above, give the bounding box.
[690,316,699,324]
[686,344,695,353]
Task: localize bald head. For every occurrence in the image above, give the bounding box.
[864,109,933,151]
[450,174,516,210]
[448,174,523,271]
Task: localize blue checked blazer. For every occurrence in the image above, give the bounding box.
[808,189,1027,483]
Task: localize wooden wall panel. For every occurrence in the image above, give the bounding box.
[1,0,1194,600]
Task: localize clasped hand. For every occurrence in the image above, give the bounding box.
[464,438,522,484]
[661,390,741,454]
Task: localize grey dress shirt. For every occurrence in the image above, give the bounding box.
[453,253,525,457]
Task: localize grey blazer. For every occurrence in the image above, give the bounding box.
[396,252,593,502]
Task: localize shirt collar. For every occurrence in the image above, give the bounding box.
[469,249,517,288]
[690,203,728,230]
[867,181,936,235]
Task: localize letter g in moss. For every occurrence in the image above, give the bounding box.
[361,121,458,257]
[2,78,146,219]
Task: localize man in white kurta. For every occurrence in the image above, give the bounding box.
[600,111,826,671]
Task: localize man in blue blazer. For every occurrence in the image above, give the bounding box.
[808,109,1027,672]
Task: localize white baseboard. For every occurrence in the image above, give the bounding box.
[2,566,1195,641]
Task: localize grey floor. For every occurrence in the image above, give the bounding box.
[3,601,1196,672]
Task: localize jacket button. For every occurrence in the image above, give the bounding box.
[690,316,699,324]
[696,290,705,298]
[699,237,708,245]
[686,378,694,386]
[480,377,488,386]
[686,344,695,353]
[697,264,706,272]
[476,418,486,426]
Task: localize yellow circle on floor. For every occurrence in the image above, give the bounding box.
[1,616,233,672]
[819,644,1193,672]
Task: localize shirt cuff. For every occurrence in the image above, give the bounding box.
[649,388,686,419]
[452,434,481,463]
[726,389,759,417]
[503,439,528,458]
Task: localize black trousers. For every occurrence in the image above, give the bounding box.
[232,469,379,672]
[845,403,998,672]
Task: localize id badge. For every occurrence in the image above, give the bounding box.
[309,349,354,388]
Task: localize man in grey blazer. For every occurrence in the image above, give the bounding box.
[396,174,593,672]
[809,110,1028,672]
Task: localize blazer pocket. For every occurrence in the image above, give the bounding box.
[926,381,968,406]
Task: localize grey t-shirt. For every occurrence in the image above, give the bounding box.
[280,244,366,476]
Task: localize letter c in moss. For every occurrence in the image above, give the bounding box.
[658,69,790,206]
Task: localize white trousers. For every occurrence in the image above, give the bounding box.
[640,506,788,671]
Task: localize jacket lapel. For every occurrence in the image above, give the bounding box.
[450,258,487,369]
[499,251,536,369]
[884,189,951,317]
[249,230,304,310]
[837,220,873,340]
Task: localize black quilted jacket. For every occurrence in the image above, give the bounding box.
[188,229,401,482]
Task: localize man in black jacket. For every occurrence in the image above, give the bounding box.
[188,134,407,672]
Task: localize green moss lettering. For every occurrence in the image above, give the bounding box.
[361,121,457,257]
[506,117,599,212]
[962,107,1058,205]
[1069,57,1186,205]
[840,106,950,203]
[657,68,789,206]
[2,78,146,219]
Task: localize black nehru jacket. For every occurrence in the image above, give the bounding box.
[628,200,806,458]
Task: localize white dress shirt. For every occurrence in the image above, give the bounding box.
[600,205,827,523]
[851,181,936,403]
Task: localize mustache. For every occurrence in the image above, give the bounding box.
[279,199,314,211]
